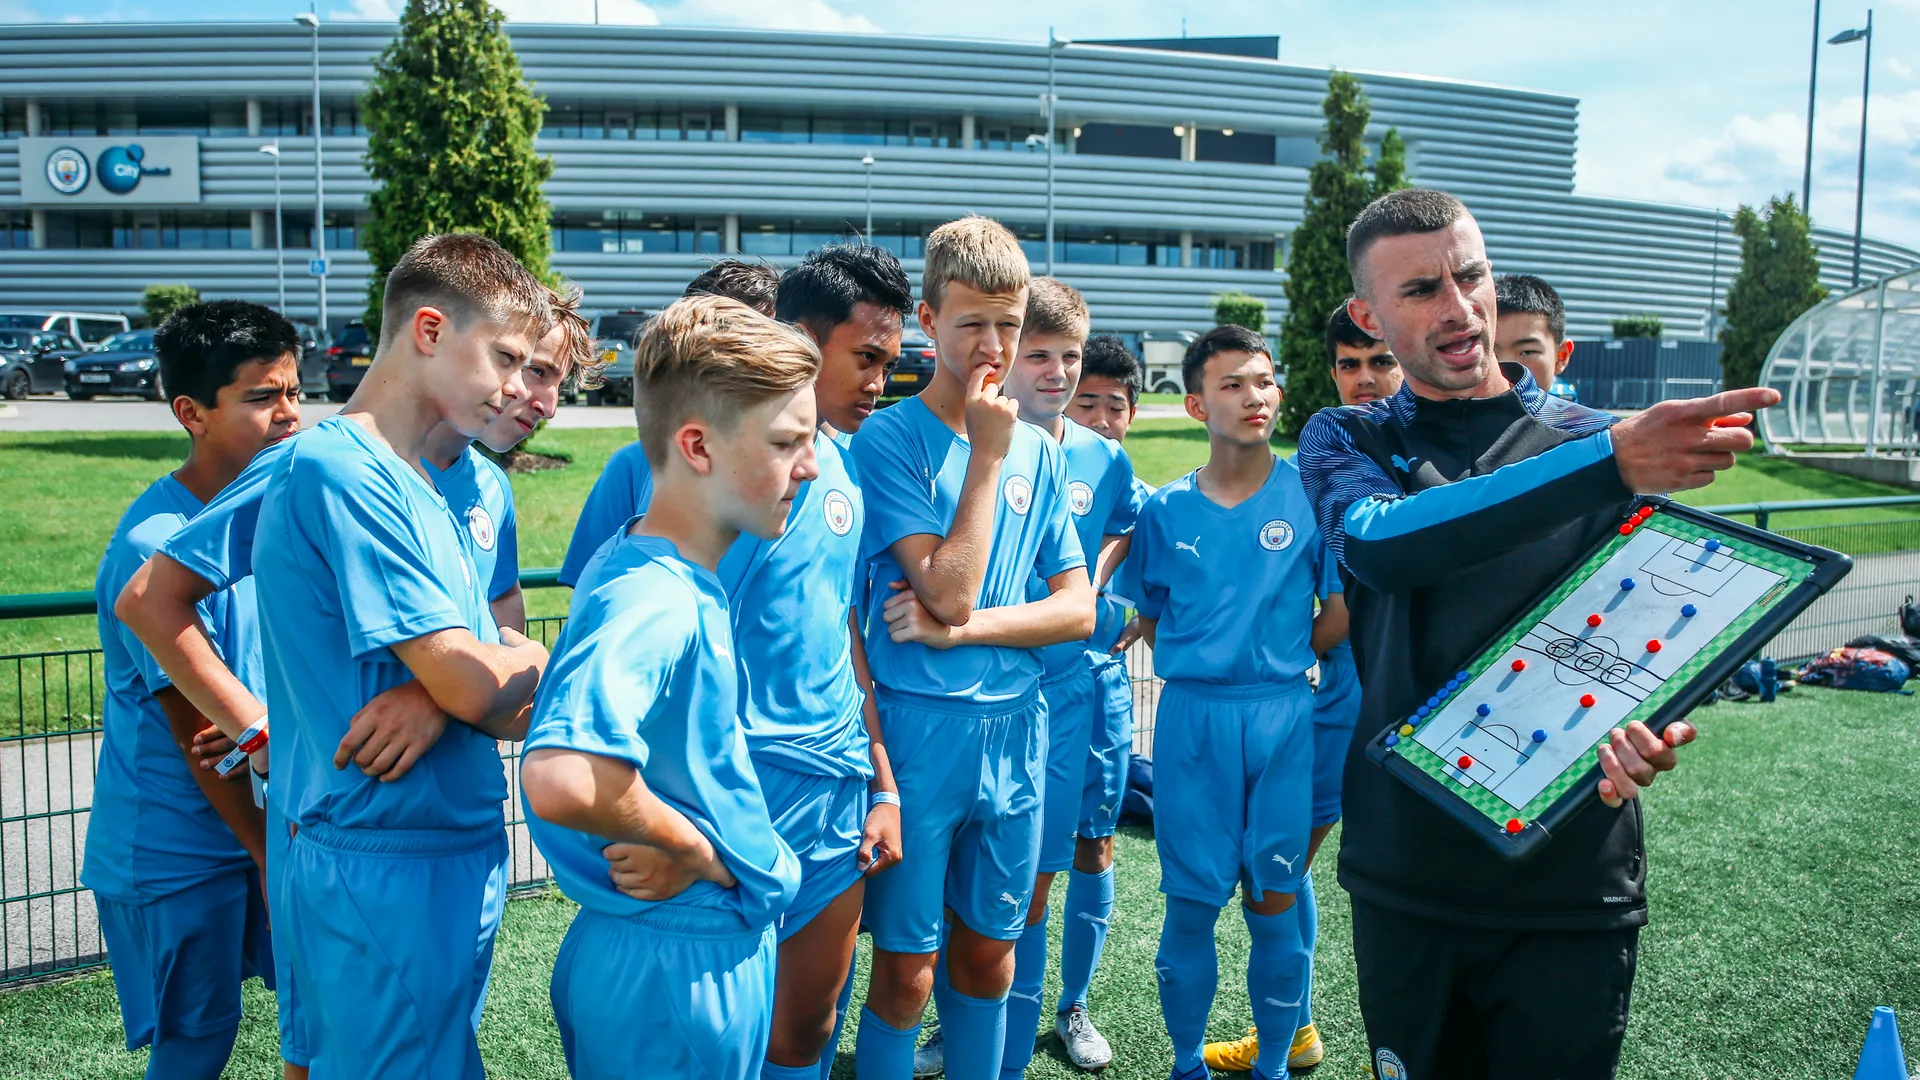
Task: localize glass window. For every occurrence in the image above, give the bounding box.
[138,99,211,135]
[210,101,249,137]
[0,212,30,250]
[1074,123,1181,160]
[2,101,25,139]
[283,211,363,251]
[811,113,885,146]
[740,109,811,143]
[1196,129,1276,166]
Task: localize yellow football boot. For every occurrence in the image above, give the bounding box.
[1201,1025,1325,1072]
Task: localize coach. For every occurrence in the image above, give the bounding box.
[1297,188,1778,1080]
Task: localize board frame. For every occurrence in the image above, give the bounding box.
[1365,496,1852,861]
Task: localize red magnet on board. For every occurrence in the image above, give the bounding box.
[1457,755,1474,770]
[1511,659,1527,672]
[1646,639,1663,653]
[1619,523,1634,535]
[1588,614,1604,627]
[1506,818,1525,834]
[1580,693,1597,708]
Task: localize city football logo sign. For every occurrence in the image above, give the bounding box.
[1068,481,1094,517]
[823,489,855,536]
[467,506,497,552]
[1003,475,1033,515]
[46,148,90,195]
[1259,519,1294,551]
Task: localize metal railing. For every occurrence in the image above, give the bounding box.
[2,494,1915,984]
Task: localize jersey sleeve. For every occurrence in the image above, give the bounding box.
[560,444,651,588]
[1102,448,1140,538]
[159,443,279,591]
[1296,409,1632,595]
[1033,438,1086,579]
[488,462,520,602]
[1131,496,1169,621]
[522,603,689,769]
[850,417,944,560]
[108,518,183,694]
[1317,539,1343,599]
[295,454,472,658]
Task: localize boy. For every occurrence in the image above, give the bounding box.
[85,300,301,1079]
[850,216,1094,1080]
[519,294,818,1079]
[686,257,781,315]
[552,243,916,1080]
[248,233,554,1077]
[1327,297,1404,405]
[996,280,1138,1077]
[1132,325,1343,1080]
[119,287,586,1078]
[1494,273,1575,394]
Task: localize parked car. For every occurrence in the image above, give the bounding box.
[65,329,162,400]
[586,310,650,406]
[0,310,130,347]
[292,321,331,400]
[0,328,88,398]
[323,321,374,402]
[1550,375,1580,403]
[1140,330,1198,394]
[886,328,937,397]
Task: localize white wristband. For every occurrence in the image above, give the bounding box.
[870,790,901,810]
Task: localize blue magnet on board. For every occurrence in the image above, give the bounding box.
[1531,729,1548,743]
[1445,679,1459,692]
[1620,577,1636,590]
[1385,733,1400,747]
[1415,705,1430,718]
[1704,539,1721,552]
[1426,695,1440,708]
[1476,703,1491,717]
[1681,604,1698,617]
[1456,670,1470,682]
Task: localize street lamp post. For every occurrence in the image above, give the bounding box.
[861,154,875,238]
[1042,30,1067,276]
[1803,0,1821,213]
[260,143,285,313]
[295,10,326,333]
[1828,11,1873,289]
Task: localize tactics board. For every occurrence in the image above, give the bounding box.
[1367,497,1851,860]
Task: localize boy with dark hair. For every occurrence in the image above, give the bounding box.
[686,257,782,315]
[851,217,1094,1080]
[1326,297,1403,406]
[521,295,821,1079]
[1494,273,1575,393]
[247,232,554,1076]
[1068,335,1142,443]
[1137,325,1344,1080]
[85,299,302,1079]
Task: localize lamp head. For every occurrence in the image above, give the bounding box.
[861,154,875,166]
[294,12,319,29]
[1828,26,1868,44]
[259,143,280,157]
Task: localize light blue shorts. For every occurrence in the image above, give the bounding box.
[281,821,507,1079]
[263,802,310,1066]
[756,758,866,942]
[1154,679,1314,907]
[552,905,777,1080]
[1311,648,1362,828]
[96,865,273,1060]
[1038,652,1134,872]
[862,688,1047,952]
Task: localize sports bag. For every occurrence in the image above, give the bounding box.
[1798,647,1912,693]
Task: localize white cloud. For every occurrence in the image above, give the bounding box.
[657,0,879,33]
[1888,57,1913,81]
[495,0,661,24]
[330,0,398,18]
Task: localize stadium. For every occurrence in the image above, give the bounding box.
[2,21,1917,340]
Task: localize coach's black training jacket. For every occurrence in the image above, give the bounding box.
[1297,363,1647,931]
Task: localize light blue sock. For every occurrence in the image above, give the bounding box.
[820,946,858,1080]
[765,1062,819,1080]
[1056,866,1114,1014]
[1244,901,1310,1078]
[1155,896,1221,1076]
[998,911,1050,1079]
[147,1027,237,1080]
[1297,870,1319,1031]
[854,1006,918,1080]
[933,978,1009,1080]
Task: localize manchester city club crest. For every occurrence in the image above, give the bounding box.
[46,147,90,195]
[1003,475,1033,515]
[823,489,854,536]
[1375,1048,1408,1080]
[467,505,497,552]
[1068,480,1094,517]
[1259,518,1294,551]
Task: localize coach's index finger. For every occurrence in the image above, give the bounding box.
[1673,387,1781,423]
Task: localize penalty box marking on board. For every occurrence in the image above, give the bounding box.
[1415,524,1787,812]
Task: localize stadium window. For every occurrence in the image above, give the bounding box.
[283,211,363,252]
[1196,128,1277,166]
[1074,123,1181,160]
[209,101,249,137]
[137,99,211,135]
[1273,137,1319,168]
[811,113,886,146]
[0,212,30,250]
[739,109,811,144]
[2,101,25,138]
[43,212,113,249]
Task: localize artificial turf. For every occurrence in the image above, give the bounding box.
[1,685,1913,1078]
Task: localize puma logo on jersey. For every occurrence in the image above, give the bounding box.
[1271,852,1299,874]
[1174,537,1201,558]
[1000,891,1021,906]
[1391,453,1421,473]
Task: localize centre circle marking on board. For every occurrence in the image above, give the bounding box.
[1004,475,1033,515]
[46,148,90,195]
[467,505,497,552]
[1259,519,1294,551]
[1068,480,1094,517]
[823,489,855,535]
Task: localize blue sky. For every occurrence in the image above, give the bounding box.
[13,0,1920,250]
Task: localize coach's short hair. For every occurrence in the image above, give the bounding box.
[1345,188,1470,298]
[1023,277,1090,344]
[632,294,822,467]
[1495,273,1566,344]
[923,215,1029,311]
[774,243,913,343]
[684,259,780,316]
[1081,335,1142,404]
[1325,297,1376,363]
[379,233,553,350]
[154,300,301,409]
[1182,324,1271,394]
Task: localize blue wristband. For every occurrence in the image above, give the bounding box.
[870,790,901,810]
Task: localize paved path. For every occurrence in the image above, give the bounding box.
[0,396,1191,433]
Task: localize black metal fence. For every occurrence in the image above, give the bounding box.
[2,496,1914,985]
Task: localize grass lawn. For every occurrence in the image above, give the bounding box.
[1,685,1914,1078]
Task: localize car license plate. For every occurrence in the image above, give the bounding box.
[892,373,919,383]
[351,356,372,367]
[601,349,617,363]
[79,373,111,383]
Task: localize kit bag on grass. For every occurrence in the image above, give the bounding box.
[1798,646,1912,693]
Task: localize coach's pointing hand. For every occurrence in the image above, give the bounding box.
[1610,387,1780,494]
[1596,720,1696,808]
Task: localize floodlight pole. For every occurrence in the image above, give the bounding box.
[261,143,285,312]
[296,10,326,333]
[861,154,875,237]
[1848,10,1872,290]
[1802,0,1820,213]
[1043,30,1064,276]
